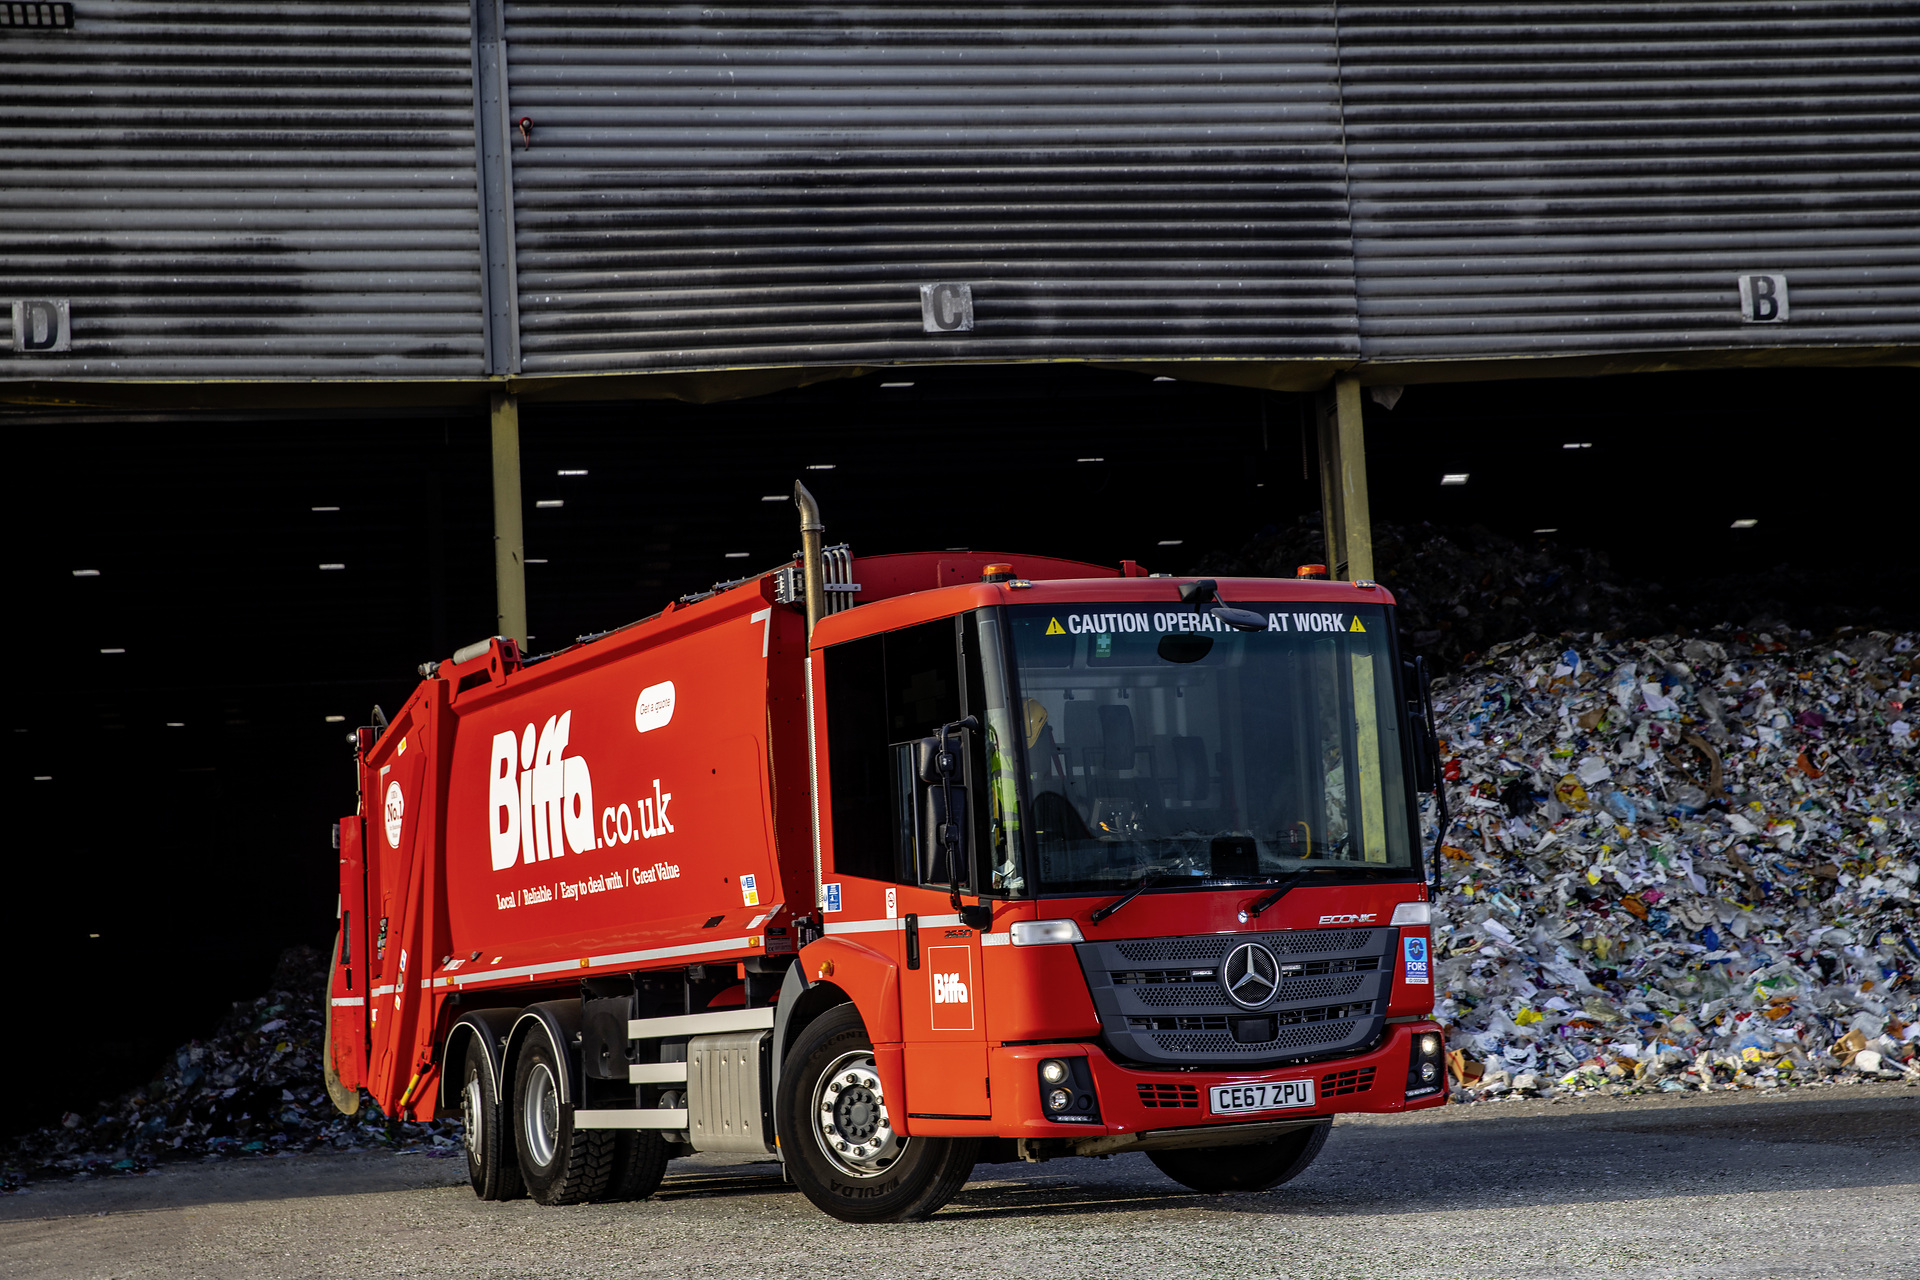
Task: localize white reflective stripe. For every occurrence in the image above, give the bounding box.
[981,932,1011,947]
[628,1007,773,1040]
[370,984,396,998]
[824,918,896,935]
[584,935,754,970]
[449,957,587,987]
[629,1062,689,1084]
[330,996,366,1007]
[574,1109,688,1130]
[823,912,969,936]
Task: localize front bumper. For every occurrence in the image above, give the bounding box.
[907,1021,1446,1140]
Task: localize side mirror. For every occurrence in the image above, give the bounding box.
[919,781,968,884]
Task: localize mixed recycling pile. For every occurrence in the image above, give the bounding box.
[1,947,457,1190]
[1428,627,1920,1098]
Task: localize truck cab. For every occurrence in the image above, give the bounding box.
[786,560,1445,1217]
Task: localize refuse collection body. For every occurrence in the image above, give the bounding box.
[326,529,1449,1221]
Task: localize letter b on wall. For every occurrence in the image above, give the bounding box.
[10,300,70,353]
[1736,274,1789,324]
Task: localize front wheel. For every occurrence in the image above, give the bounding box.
[1148,1121,1331,1193]
[776,1003,979,1223]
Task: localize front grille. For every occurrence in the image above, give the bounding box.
[1078,927,1395,1069]
[1134,985,1229,1007]
[1137,1083,1200,1109]
[1321,1066,1376,1096]
[1117,937,1234,963]
[1113,968,1218,985]
[1155,1021,1352,1055]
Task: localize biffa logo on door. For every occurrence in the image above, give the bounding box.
[926,946,975,1031]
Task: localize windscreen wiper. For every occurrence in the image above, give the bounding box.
[1244,869,1314,919]
[1090,872,1174,924]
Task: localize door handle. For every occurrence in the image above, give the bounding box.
[905,913,920,970]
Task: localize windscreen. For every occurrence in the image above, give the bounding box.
[1006,602,1415,895]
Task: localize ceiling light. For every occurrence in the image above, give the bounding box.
[525,558,548,564]
[1153,376,1175,382]
[1441,473,1469,485]
[100,647,125,654]
[33,776,51,781]
[324,715,345,723]
[311,505,340,511]
[1077,457,1104,463]
[1731,518,1758,529]
[1561,443,1592,450]
[319,563,345,570]
[558,469,588,476]
[535,500,564,508]
[760,495,784,502]
[166,722,184,727]
[1534,528,1558,534]
[89,933,100,938]
[725,552,750,559]
[1157,539,1183,546]
[880,382,914,388]
[72,569,100,577]
[806,464,836,470]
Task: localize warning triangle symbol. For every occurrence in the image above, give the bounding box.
[1349,616,1366,633]
[1045,618,1065,636]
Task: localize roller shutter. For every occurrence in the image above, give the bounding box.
[0,0,485,377]
[501,2,1359,374]
[1338,1,1920,360]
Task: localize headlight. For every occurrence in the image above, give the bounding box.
[1047,1088,1072,1111]
[1390,901,1432,926]
[1039,1059,1070,1085]
[1420,1033,1441,1057]
[1011,919,1085,946]
[1420,1062,1438,1082]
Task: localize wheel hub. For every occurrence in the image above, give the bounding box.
[523,1062,559,1167]
[814,1051,904,1178]
[462,1074,486,1160]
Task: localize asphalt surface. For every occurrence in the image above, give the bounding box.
[4,1080,1916,1280]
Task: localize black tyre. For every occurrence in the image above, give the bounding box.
[512,1030,617,1205]
[1147,1121,1331,1193]
[599,1129,670,1202]
[459,1034,524,1201]
[776,1003,979,1223]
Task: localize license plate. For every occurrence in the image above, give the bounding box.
[1209,1079,1316,1115]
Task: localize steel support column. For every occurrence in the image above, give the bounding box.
[489,392,528,648]
[1315,375,1374,582]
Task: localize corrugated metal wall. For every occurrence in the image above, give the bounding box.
[500,2,1359,373]
[1338,1,1920,359]
[1,0,485,376]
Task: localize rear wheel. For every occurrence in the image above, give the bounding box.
[1147,1122,1331,1193]
[600,1129,670,1202]
[512,1031,617,1205]
[776,1003,979,1223]
[460,1034,523,1201]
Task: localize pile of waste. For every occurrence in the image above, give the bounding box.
[1428,625,1920,1099]
[1,946,458,1189]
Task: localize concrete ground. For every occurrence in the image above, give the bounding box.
[3,1080,1916,1280]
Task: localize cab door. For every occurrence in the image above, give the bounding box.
[819,616,993,1121]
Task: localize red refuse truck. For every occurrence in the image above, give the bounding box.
[324,485,1448,1222]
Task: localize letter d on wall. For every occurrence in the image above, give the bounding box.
[10,300,71,353]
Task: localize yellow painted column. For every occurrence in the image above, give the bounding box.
[489,392,528,648]
[1315,375,1374,581]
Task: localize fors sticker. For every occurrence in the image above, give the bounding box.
[1402,935,1430,985]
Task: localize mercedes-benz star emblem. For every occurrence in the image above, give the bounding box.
[1222,942,1280,1009]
